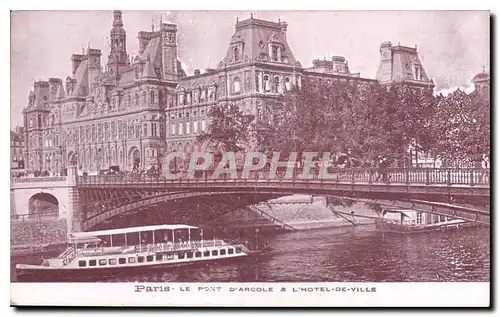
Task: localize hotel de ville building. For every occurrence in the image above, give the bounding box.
[22,11,435,173]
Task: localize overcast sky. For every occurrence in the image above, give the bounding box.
[10,10,489,127]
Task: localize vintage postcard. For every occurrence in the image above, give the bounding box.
[9,10,490,307]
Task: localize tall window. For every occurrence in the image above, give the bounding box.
[264,75,270,92]
[272,45,279,62]
[201,120,206,131]
[143,123,148,137]
[150,91,155,104]
[193,120,198,133]
[152,123,157,137]
[414,66,421,80]
[285,77,291,91]
[171,124,176,135]
[233,77,241,94]
[186,122,191,135]
[273,76,280,93]
[233,46,239,62]
[179,123,183,135]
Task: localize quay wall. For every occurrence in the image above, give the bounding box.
[11,219,68,249]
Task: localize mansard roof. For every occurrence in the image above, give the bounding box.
[56,85,66,99]
[139,36,163,75]
[71,59,89,97]
[219,17,298,67]
[142,56,157,79]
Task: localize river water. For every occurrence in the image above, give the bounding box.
[11,224,490,282]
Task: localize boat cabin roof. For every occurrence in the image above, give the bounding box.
[382,209,417,214]
[70,237,102,244]
[70,224,199,239]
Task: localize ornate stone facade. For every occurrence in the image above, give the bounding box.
[22,11,434,173]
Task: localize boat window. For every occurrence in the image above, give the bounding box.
[154,229,167,243]
[178,253,185,259]
[78,260,86,267]
[111,234,126,247]
[195,251,202,258]
[156,254,162,261]
[203,251,210,257]
[186,252,193,258]
[138,256,145,263]
[99,259,107,266]
[89,259,97,267]
[220,249,226,255]
[97,235,111,246]
[146,255,154,262]
[211,250,218,256]
[119,258,126,265]
[235,247,242,254]
[126,232,140,246]
[228,248,234,255]
[109,258,117,265]
[128,257,136,264]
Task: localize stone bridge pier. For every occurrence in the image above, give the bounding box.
[10,165,80,247]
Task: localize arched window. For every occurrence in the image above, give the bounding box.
[233,77,241,94]
[233,46,239,62]
[285,77,291,91]
[171,124,176,135]
[272,45,279,62]
[179,93,185,105]
[264,75,270,92]
[273,76,280,93]
[186,92,191,104]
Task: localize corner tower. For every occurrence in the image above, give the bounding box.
[107,10,129,78]
[160,21,178,81]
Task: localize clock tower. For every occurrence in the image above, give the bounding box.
[107,10,128,78]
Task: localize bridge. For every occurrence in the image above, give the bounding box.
[11,166,490,237]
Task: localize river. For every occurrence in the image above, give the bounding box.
[11,224,490,282]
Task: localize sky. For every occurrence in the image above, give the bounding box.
[10,10,490,127]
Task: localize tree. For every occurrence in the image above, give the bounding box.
[196,102,255,153]
[429,89,490,165]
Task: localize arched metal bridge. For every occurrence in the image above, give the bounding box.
[75,167,490,231]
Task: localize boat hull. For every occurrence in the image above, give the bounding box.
[15,250,267,282]
[374,219,478,235]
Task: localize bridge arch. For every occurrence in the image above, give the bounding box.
[28,192,59,219]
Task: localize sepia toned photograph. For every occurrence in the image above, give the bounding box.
[10,9,490,307]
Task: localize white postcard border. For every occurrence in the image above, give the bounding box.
[10,282,490,307]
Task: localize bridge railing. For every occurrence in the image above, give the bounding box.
[11,176,67,183]
[77,167,490,186]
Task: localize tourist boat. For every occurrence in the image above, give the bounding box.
[374,209,474,234]
[15,224,268,282]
